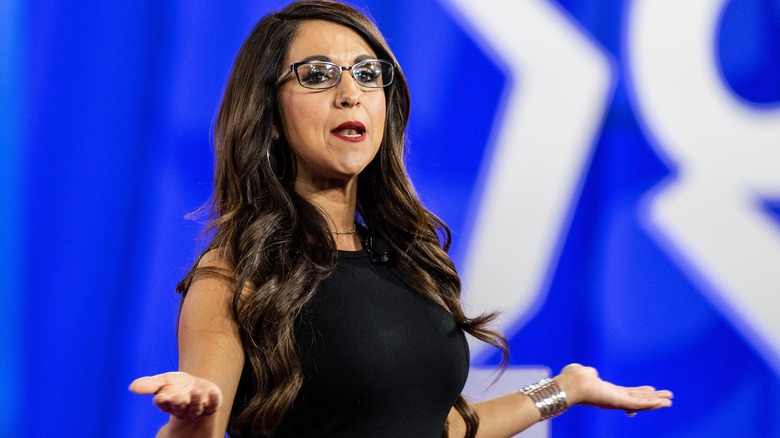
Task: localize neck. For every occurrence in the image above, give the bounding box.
[294,177,361,250]
[332,223,357,235]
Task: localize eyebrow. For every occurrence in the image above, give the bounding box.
[297,55,331,63]
[294,53,377,65]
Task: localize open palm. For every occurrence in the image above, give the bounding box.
[130,372,223,420]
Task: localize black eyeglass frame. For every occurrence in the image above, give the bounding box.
[282,59,395,90]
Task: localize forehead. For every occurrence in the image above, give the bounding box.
[285,20,377,64]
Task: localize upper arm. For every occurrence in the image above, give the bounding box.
[447,407,466,438]
[446,393,541,438]
[171,251,246,436]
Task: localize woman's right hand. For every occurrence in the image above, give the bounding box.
[130,371,223,420]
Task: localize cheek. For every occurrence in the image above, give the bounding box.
[280,95,319,142]
[373,98,388,141]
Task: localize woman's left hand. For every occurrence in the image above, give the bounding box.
[554,364,673,414]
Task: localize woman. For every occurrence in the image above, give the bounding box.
[130,1,673,437]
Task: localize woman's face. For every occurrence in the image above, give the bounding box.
[278,20,387,191]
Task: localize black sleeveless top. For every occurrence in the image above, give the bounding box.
[229,250,469,437]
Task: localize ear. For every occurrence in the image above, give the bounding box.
[271,124,281,141]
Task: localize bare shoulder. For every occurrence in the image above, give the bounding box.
[180,249,237,333]
[197,249,231,269]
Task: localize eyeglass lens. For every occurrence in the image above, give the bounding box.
[294,60,393,89]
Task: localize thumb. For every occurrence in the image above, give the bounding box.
[129,375,166,395]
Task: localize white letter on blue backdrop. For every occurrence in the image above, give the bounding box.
[443,0,614,360]
[627,0,780,373]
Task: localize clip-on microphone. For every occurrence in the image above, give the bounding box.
[365,235,391,264]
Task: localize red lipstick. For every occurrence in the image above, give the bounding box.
[331,121,367,142]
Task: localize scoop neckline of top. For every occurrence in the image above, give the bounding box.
[337,249,368,259]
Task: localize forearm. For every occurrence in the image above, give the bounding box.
[448,364,673,438]
[474,392,541,438]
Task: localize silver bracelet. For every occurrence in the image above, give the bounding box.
[518,378,568,420]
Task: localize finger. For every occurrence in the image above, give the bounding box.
[169,399,190,419]
[157,400,172,413]
[202,390,221,416]
[158,392,192,419]
[187,389,205,419]
[129,376,165,395]
[170,406,187,419]
[153,393,172,413]
[628,388,674,401]
[629,385,675,397]
[626,385,657,391]
[624,394,675,411]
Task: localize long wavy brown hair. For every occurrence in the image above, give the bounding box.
[177,1,508,437]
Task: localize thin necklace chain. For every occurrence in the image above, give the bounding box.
[332,223,357,235]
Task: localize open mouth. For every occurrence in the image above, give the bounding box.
[331,121,366,139]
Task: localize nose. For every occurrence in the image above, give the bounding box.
[334,71,362,108]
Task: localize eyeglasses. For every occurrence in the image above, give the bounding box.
[283,59,394,90]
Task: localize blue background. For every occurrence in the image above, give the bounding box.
[2,0,778,436]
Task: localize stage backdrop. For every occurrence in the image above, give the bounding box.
[2,0,779,436]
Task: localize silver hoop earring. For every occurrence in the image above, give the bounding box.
[267,143,287,180]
